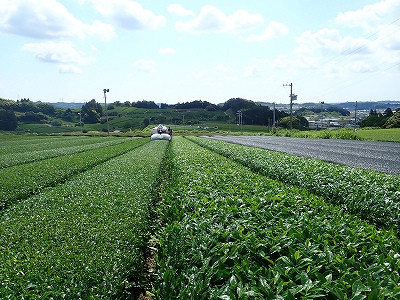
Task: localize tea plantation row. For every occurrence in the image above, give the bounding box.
[0,137,147,209]
[187,136,400,232]
[1,138,168,298]
[158,137,400,299]
[1,135,399,298]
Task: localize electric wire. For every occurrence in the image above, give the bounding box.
[278,17,400,102]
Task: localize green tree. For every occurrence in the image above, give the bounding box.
[278,116,302,129]
[359,109,388,127]
[384,109,400,128]
[134,100,159,109]
[383,107,394,118]
[18,98,37,112]
[19,111,48,123]
[81,99,103,123]
[0,108,18,130]
[62,108,75,122]
[243,105,271,125]
[222,98,256,112]
[37,102,56,116]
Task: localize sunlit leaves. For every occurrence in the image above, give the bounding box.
[0,137,147,209]
[189,136,400,232]
[0,139,168,298]
[158,137,400,299]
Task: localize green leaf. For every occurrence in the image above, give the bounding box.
[294,250,301,261]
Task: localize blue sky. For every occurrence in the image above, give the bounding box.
[1,0,399,105]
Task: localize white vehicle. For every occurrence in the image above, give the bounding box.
[151,124,172,141]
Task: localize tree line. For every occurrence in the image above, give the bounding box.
[2,97,399,131]
[359,108,400,128]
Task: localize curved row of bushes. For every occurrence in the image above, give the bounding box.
[0,137,147,209]
[0,136,128,168]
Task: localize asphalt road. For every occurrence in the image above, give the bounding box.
[205,136,400,175]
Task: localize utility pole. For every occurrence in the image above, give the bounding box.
[354,101,358,132]
[78,112,82,133]
[103,89,110,136]
[272,102,276,133]
[236,110,243,132]
[283,83,297,131]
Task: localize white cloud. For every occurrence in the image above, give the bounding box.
[159,48,176,54]
[132,59,156,73]
[84,20,115,41]
[271,54,320,71]
[216,64,233,72]
[175,5,263,34]
[335,0,400,32]
[167,4,193,16]
[245,21,289,42]
[252,58,269,64]
[244,65,263,77]
[93,0,166,30]
[187,70,208,79]
[22,41,95,64]
[348,61,377,73]
[294,28,373,57]
[0,0,115,40]
[58,64,83,74]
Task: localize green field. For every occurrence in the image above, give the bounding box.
[1,135,399,299]
[356,128,400,142]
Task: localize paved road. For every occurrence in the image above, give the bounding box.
[205,136,400,175]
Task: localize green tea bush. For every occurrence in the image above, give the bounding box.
[158,137,400,299]
[0,140,168,298]
[189,136,400,232]
[0,138,147,209]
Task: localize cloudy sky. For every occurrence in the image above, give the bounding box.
[1,0,399,105]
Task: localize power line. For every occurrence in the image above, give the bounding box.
[292,17,400,102]
[311,62,400,101]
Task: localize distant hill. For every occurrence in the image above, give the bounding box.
[47,102,85,109]
[333,101,400,111]
[38,100,400,111]
[258,100,400,111]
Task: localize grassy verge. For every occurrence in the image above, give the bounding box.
[356,128,400,142]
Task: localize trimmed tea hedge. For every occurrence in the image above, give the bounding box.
[158,137,400,299]
[0,140,168,298]
[0,136,127,168]
[0,138,147,209]
[188,136,400,232]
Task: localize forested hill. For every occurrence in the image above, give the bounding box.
[1,97,399,132]
[1,97,292,132]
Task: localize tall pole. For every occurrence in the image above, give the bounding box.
[272,102,276,133]
[283,83,294,131]
[237,110,242,132]
[78,112,82,133]
[354,101,358,131]
[103,89,110,136]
